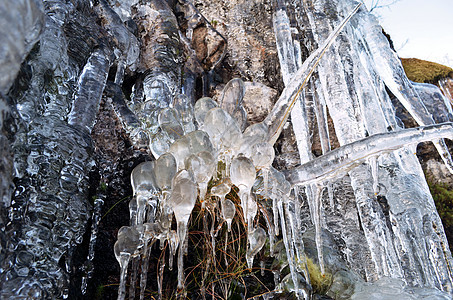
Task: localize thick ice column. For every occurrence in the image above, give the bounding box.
[342,2,453,290]
[412,82,453,123]
[68,48,111,132]
[286,123,453,185]
[299,0,453,289]
[0,0,44,94]
[0,0,41,274]
[352,6,453,174]
[301,0,395,280]
[129,0,183,154]
[1,3,110,297]
[273,7,312,163]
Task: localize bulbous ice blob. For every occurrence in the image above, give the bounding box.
[230,155,256,190]
[194,97,217,127]
[219,78,247,131]
[168,171,198,287]
[221,199,236,232]
[169,170,198,226]
[237,122,269,157]
[230,155,256,225]
[150,129,171,159]
[169,130,215,171]
[130,128,150,149]
[172,169,195,184]
[232,106,248,132]
[251,142,274,199]
[114,226,141,260]
[114,226,141,300]
[251,142,275,170]
[172,94,195,134]
[169,172,198,292]
[202,107,242,152]
[246,226,267,269]
[269,166,291,200]
[211,179,232,201]
[185,151,216,201]
[155,153,177,192]
[220,78,245,115]
[168,137,191,171]
[158,107,184,142]
[131,161,159,195]
[186,130,215,155]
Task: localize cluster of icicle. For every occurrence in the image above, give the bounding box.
[113,78,293,299]
[113,2,453,298]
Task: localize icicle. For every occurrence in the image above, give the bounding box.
[306,184,325,275]
[115,58,125,85]
[81,197,104,295]
[68,48,110,132]
[368,156,379,195]
[263,168,270,199]
[265,3,362,145]
[129,257,139,300]
[273,270,280,289]
[224,229,229,267]
[177,226,187,292]
[439,78,453,102]
[285,123,453,186]
[284,194,305,275]
[168,170,197,291]
[273,197,279,236]
[230,155,256,226]
[114,226,140,300]
[278,200,302,299]
[210,211,217,268]
[118,253,131,300]
[312,80,331,154]
[246,226,266,269]
[158,251,166,300]
[168,230,178,271]
[260,205,275,256]
[273,8,312,163]
[139,236,154,300]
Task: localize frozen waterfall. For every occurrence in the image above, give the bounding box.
[0,0,452,299]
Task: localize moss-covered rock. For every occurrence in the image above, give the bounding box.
[401,58,453,84]
[428,180,453,250]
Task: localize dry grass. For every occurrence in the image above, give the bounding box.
[401,58,453,84]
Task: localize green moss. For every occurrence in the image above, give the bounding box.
[306,258,333,294]
[401,58,453,84]
[95,285,105,300]
[428,180,453,250]
[99,181,108,192]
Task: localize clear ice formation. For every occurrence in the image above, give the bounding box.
[1,1,114,297]
[2,0,453,299]
[116,0,453,297]
[285,123,453,186]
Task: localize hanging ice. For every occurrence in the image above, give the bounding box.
[230,155,257,226]
[114,226,140,300]
[168,170,198,290]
